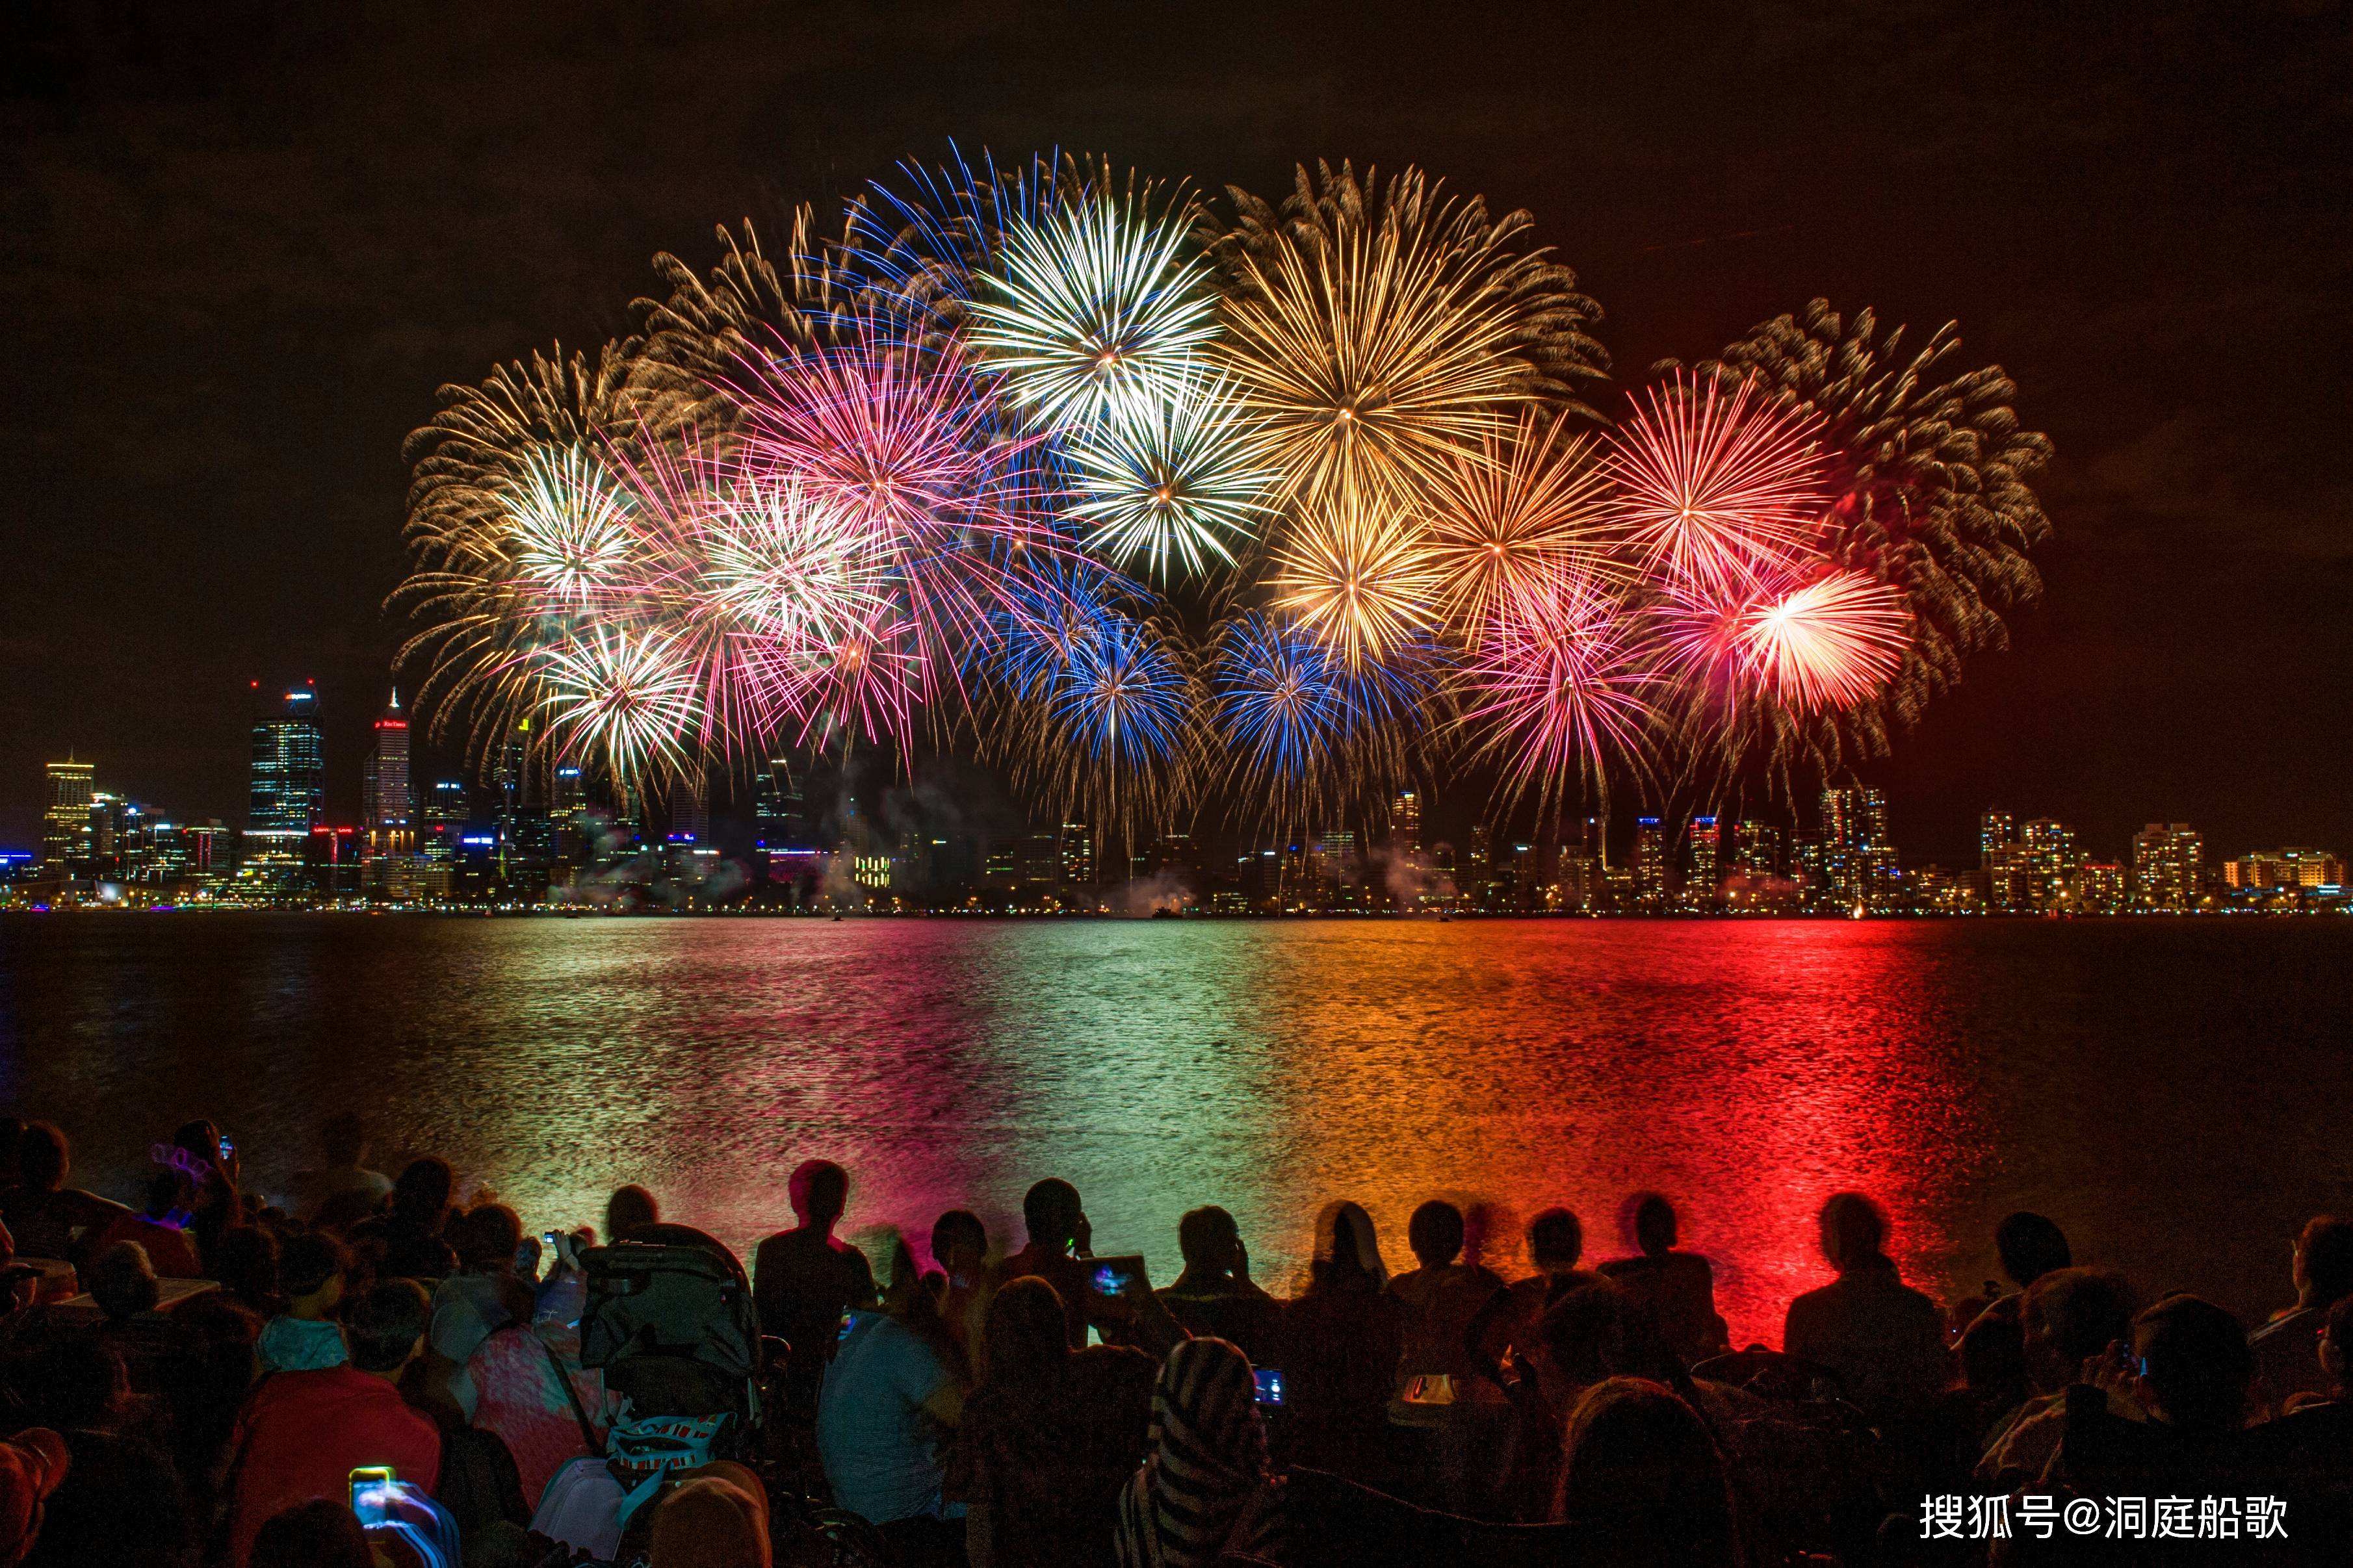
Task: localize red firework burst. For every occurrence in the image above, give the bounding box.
[725,323,1050,745]
[1734,569,1910,712]
[1605,372,1830,599]
[1459,575,1658,806]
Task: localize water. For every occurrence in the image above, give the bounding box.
[3,913,2346,1345]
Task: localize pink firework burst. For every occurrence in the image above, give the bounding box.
[1460,575,1658,808]
[726,323,1051,745]
[1605,372,1830,598]
[1734,569,1910,712]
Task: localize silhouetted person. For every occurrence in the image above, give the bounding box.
[0,1122,127,1268]
[1156,1205,1279,1363]
[1552,1378,1743,1568]
[753,1159,876,1421]
[993,1179,1097,1350]
[86,1241,159,1325]
[89,1169,202,1279]
[1282,1202,1404,1487]
[816,1233,967,1562]
[1386,1200,1507,1510]
[1781,1192,1945,1425]
[1598,1194,1727,1365]
[1975,1265,2136,1486]
[2027,1293,2252,1533]
[929,1209,988,1357]
[247,1499,373,1568]
[1466,1208,1600,1400]
[424,1202,532,1420]
[956,1276,1156,1568]
[257,1231,350,1373]
[604,1184,660,1244]
[2248,1214,2353,1420]
[170,1118,248,1265]
[292,1111,393,1228]
[226,1279,441,1567]
[1114,1337,1284,1568]
[348,1157,458,1279]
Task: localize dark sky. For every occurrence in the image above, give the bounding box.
[5,0,2348,865]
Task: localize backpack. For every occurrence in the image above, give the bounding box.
[578,1229,762,1447]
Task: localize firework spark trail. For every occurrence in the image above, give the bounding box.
[1208,610,1351,825]
[725,321,1056,748]
[504,444,640,608]
[1214,196,1528,511]
[1271,480,1445,671]
[1604,372,1830,600]
[1066,368,1271,578]
[536,624,703,793]
[967,177,1219,435]
[1734,569,1911,713]
[1459,577,1659,812]
[1426,409,1619,639]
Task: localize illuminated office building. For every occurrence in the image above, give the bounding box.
[1392,790,1423,851]
[2020,818,2080,911]
[362,689,413,829]
[1632,817,1668,910]
[244,686,325,877]
[42,758,95,874]
[1685,816,1722,908]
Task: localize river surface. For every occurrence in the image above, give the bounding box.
[2,913,2346,1346]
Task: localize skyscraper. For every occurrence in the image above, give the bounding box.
[246,686,325,872]
[1632,817,1668,910]
[42,758,94,874]
[2133,823,2203,912]
[1392,790,1423,851]
[1059,821,1092,886]
[1685,816,1722,908]
[1731,820,1784,878]
[362,689,413,829]
[1981,809,2025,912]
[2021,819,2080,910]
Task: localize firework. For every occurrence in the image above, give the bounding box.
[1603,372,1830,600]
[395,151,2049,842]
[1065,369,1270,578]
[725,320,1049,745]
[1734,570,1910,713]
[1695,299,2054,729]
[502,444,640,608]
[395,341,660,767]
[1461,579,1656,806]
[536,625,702,793]
[1206,610,1351,826]
[967,177,1218,434]
[1425,409,1617,637]
[1209,162,1607,512]
[1269,481,1444,671]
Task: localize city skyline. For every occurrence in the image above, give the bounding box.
[18,711,2343,916]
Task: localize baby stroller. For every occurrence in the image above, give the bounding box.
[575,1227,887,1566]
[578,1224,769,1450]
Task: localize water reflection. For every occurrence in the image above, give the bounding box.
[3,914,2347,1346]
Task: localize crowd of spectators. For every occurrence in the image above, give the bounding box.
[0,1111,2346,1567]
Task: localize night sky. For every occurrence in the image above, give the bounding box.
[5,1,2347,865]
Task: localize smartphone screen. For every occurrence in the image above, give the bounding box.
[349,1466,395,1525]
[217,1135,235,1160]
[1087,1255,1147,1296]
[1253,1368,1285,1406]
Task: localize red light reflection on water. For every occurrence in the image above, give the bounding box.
[547,920,1984,1348]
